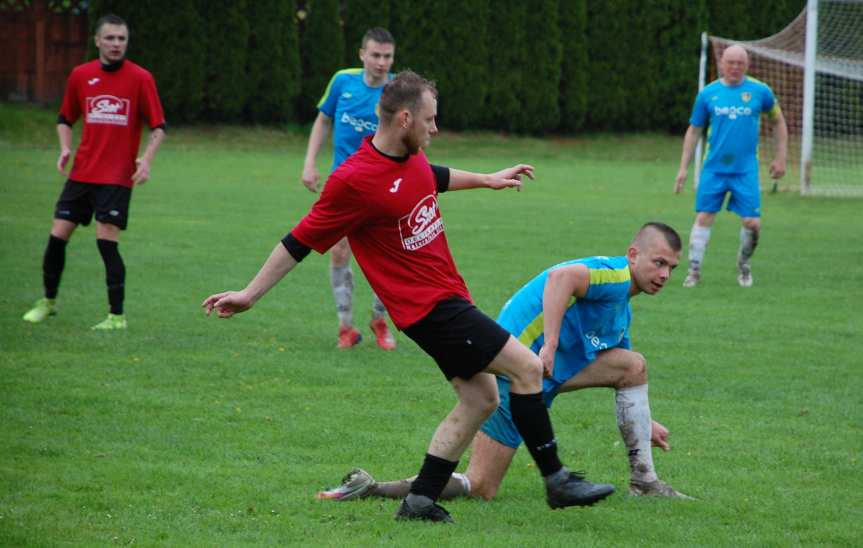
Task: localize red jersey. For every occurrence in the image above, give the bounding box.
[59,59,165,188]
[291,137,471,329]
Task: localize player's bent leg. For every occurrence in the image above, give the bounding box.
[465,431,518,501]
[559,350,692,499]
[483,336,542,394]
[395,373,498,522]
[485,337,615,508]
[428,373,499,461]
[558,348,646,392]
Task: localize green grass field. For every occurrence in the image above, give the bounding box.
[1,102,861,546]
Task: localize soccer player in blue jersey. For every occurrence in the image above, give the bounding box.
[675,45,788,288]
[301,28,397,350]
[317,223,693,502]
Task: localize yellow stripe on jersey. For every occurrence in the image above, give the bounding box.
[766,102,782,120]
[746,76,783,120]
[516,297,577,347]
[316,68,364,109]
[516,267,628,347]
[589,267,630,285]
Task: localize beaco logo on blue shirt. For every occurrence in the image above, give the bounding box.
[714,105,752,120]
[341,112,377,133]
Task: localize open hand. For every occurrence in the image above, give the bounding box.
[488,164,535,191]
[202,290,253,318]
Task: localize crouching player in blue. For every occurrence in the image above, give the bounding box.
[318,222,693,502]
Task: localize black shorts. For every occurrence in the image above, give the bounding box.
[54,180,132,230]
[403,297,511,381]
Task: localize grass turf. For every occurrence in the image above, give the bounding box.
[1,102,861,545]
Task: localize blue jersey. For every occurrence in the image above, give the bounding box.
[317,69,390,171]
[690,77,780,174]
[497,256,632,386]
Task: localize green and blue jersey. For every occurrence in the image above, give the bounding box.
[691,77,780,174]
[317,69,390,171]
[497,256,632,386]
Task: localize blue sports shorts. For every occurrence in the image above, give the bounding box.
[695,170,761,218]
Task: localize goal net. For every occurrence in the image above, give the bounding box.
[705,0,863,196]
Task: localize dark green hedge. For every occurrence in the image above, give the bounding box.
[298,0,344,121]
[246,0,301,123]
[342,0,391,65]
[559,0,588,132]
[81,0,807,131]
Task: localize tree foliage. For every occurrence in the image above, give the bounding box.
[297,0,344,121]
[343,0,392,67]
[77,0,809,131]
[246,0,301,123]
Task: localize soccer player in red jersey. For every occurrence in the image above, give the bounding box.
[203,71,614,523]
[22,14,166,330]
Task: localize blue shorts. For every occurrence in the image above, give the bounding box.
[696,170,761,218]
[479,376,563,449]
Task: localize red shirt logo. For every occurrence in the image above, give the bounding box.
[399,194,444,251]
[86,95,130,126]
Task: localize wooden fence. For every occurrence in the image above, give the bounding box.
[0,0,88,104]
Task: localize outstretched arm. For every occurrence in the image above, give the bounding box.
[302,112,333,193]
[202,243,299,318]
[447,164,534,192]
[674,124,702,193]
[539,264,590,378]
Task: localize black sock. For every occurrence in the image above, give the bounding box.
[43,235,68,299]
[97,239,125,315]
[509,391,563,477]
[408,453,458,502]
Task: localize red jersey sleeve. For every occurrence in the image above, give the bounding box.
[59,69,81,124]
[139,71,166,129]
[291,173,371,253]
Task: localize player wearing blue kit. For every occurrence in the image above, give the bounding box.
[318,223,693,502]
[301,28,397,350]
[675,45,788,288]
[483,255,635,448]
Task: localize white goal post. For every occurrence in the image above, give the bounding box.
[697,0,863,196]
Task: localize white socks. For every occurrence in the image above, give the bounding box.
[615,384,658,483]
[688,225,711,272]
[738,227,758,267]
[372,293,387,320]
[330,265,354,326]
